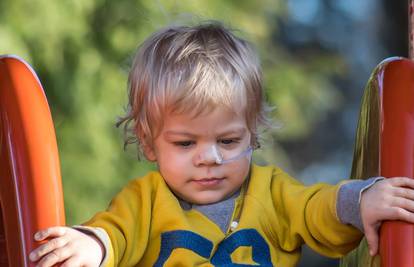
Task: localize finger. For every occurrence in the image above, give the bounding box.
[389,177,414,188]
[364,225,379,256]
[36,246,72,267]
[386,207,414,223]
[34,227,67,241]
[391,197,414,213]
[29,236,68,262]
[393,187,414,200]
[60,256,82,267]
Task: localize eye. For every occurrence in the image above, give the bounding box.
[219,138,240,145]
[173,141,194,147]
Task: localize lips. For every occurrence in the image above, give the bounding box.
[192,177,224,186]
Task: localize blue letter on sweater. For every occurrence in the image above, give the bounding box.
[154,230,213,267]
[211,229,272,266]
[154,229,272,266]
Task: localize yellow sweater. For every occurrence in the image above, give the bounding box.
[85,164,362,266]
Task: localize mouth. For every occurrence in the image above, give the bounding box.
[192,177,224,187]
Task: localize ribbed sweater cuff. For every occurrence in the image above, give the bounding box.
[336,177,384,232]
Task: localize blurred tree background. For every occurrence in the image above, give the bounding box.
[0,0,407,266]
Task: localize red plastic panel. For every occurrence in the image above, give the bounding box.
[0,55,65,267]
[379,58,414,267]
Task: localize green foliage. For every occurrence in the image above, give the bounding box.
[0,0,345,224]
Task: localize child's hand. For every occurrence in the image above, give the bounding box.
[29,226,104,267]
[360,177,414,256]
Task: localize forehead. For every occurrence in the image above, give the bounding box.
[161,107,248,135]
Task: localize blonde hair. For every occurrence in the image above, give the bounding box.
[117,21,271,157]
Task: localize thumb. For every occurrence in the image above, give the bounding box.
[365,224,379,256]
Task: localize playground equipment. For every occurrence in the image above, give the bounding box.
[341,0,414,267]
[2,54,414,266]
[0,55,65,267]
[340,57,414,267]
[1,4,414,264]
[340,1,414,266]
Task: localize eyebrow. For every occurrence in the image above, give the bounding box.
[164,131,197,138]
[164,128,247,138]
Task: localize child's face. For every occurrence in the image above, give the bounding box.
[147,107,252,204]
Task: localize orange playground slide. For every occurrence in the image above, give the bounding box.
[0,55,65,267]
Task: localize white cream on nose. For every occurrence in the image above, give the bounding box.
[211,145,223,164]
[200,145,253,165]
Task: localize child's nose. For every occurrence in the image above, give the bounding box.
[193,145,223,166]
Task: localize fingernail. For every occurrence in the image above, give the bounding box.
[29,252,35,261]
[59,228,66,235]
[34,232,41,240]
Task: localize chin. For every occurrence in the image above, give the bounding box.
[190,193,226,205]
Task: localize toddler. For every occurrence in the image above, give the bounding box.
[29,21,414,267]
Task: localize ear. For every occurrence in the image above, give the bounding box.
[142,142,157,162]
[137,128,158,161]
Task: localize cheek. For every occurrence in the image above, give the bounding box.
[162,157,188,171]
[237,158,251,178]
[224,158,250,180]
[157,151,191,176]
